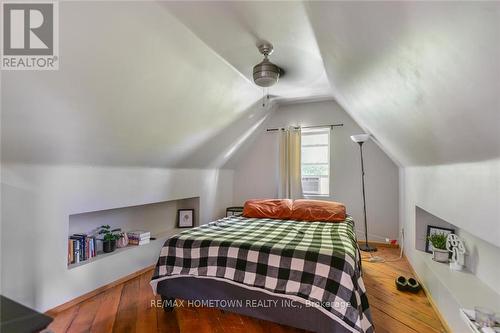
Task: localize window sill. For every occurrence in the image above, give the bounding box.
[302,194,330,199]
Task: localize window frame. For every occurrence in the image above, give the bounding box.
[300,128,331,197]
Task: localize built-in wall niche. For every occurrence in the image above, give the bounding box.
[414,205,500,314]
[415,206,456,252]
[67,196,199,269]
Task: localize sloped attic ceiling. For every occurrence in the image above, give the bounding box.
[162,1,331,101]
[306,1,500,166]
[2,1,499,168]
[1,1,265,167]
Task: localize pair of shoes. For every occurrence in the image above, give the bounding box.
[395,276,421,293]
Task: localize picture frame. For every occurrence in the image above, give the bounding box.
[177,209,195,228]
[226,206,244,217]
[425,225,455,253]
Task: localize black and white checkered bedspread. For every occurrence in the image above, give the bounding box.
[150,215,373,333]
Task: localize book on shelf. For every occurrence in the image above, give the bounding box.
[67,229,153,265]
[127,230,151,246]
[128,238,150,246]
[68,239,73,264]
[69,238,80,264]
[127,230,150,239]
[68,234,96,265]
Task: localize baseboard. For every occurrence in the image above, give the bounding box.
[357,240,399,249]
[46,264,155,316]
[403,255,452,333]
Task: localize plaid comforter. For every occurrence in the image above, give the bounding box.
[151,216,373,333]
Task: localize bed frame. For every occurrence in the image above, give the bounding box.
[157,276,351,333]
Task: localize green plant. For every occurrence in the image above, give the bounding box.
[428,233,448,250]
[98,225,123,242]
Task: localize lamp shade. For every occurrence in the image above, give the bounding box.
[350,134,370,143]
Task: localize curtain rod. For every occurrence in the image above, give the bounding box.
[266,124,343,132]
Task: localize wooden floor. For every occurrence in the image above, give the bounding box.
[46,247,447,332]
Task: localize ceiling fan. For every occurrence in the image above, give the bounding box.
[253,41,283,87]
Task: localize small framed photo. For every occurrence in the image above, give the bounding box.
[425,225,454,253]
[177,209,194,228]
[226,206,244,217]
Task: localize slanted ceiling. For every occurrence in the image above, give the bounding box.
[305,1,500,166]
[2,1,499,168]
[1,2,264,167]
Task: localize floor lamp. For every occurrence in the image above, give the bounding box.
[351,134,377,252]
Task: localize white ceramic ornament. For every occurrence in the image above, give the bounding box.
[446,234,466,271]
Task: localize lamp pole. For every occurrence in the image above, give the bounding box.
[357,141,377,252]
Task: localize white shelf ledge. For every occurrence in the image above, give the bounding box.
[68,228,182,270]
[417,251,500,311]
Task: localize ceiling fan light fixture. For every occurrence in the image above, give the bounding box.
[253,58,280,87]
[253,42,280,87]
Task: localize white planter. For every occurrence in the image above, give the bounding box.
[433,249,449,263]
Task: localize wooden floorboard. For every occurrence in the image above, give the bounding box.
[112,276,140,333]
[90,284,123,332]
[66,295,101,333]
[46,247,447,332]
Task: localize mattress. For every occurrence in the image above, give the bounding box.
[150,215,373,333]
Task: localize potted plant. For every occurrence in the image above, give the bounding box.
[427,233,449,263]
[98,225,123,253]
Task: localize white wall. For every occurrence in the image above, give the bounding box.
[400,159,500,332]
[1,164,233,311]
[233,100,400,241]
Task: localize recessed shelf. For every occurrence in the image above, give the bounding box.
[67,196,199,270]
[68,228,182,270]
[417,251,500,311]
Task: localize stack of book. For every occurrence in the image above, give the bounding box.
[127,230,150,245]
[68,234,96,265]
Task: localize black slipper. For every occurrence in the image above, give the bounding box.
[395,276,408,291]
[407,278,421,293]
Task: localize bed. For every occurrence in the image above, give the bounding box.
[150,213,373,333]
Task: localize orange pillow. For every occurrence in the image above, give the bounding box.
[243,199,293,220]
[291,199,346,222]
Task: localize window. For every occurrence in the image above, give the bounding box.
[301,128,330,196]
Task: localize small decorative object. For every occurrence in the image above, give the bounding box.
[475,306,495,327]
[178,209,194,228]
[460,308,500,331]
[446,234,466,271]
[427,233,450,263]
[226,206,244,217]
[98,225,123,253]
[117,232,129,248]
[425,225,455,253]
